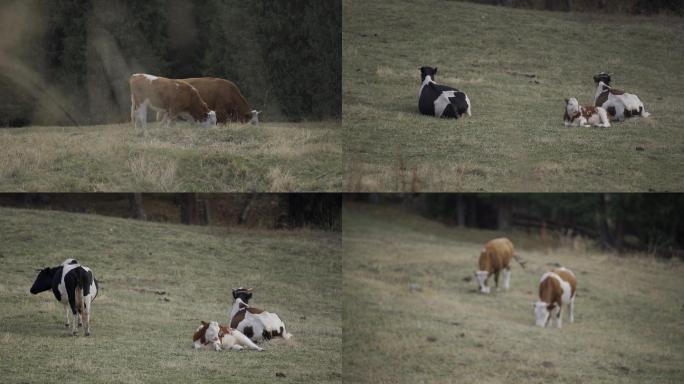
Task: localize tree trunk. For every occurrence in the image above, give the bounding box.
[597,193,614,248]
[497,198,512,231]
[238,193,256,224]
[180,193,199,225]
[456,195,466,227]
[128,193,146,220]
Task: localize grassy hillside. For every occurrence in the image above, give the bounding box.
[0,208,341,383]
[343,203,684,383]
[343,0,684,191]
[0,121,341,192]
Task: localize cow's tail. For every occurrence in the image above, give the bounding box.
[513,254,527,269]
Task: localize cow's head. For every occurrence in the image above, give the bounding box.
[474,270,490,293]
[249,110,261,125]
[204,321,221,343]
[593,72,611,85]
[232,287,253,303]
[30,267,56,294]
[534,301,552,327]
[565,97,581,118]
[203,111,217,127]
[420,66,437,82]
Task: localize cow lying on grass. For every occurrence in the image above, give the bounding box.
[564,97,610,128]
[593,72,650,121]
[474,238,526,294]
[534,267,577,328]
[30,258,98,336]
[229,287,292,343]
[192,321,263,352]
[418,66,471,119]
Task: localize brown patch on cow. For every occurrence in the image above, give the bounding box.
[230,306,265,328]
[181,77,254,123]
[129,74,212,122]
[595,90,609,107]
[539,275,562,308]
[193,321,210,344]
[218,325,233,338]
[478,238,514,274]
[610,88,625,95]
[580,106,598,120]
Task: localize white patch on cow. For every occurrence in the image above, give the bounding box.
[434,90,456,117]
[203,110,217,127]
[224,329,263,351]
[475,271,490,294]
[142,74,158,82]
[249,110,261,125]
[503,268,511,290]
[534,301,550,327]
[465,94,472,116]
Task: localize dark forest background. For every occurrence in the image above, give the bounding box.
[0,193,341,231]
[351,194,684,258]
[0,0,341,127]
[465,0,684,14]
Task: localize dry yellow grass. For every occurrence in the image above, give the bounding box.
[0,121,341,191]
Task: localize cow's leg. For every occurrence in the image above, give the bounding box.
[131,95,137,129]
[556,305,563,328]
[67,288,79,335]
[213,342,222,352]
[233,330,263,351]
[82,296,91,336]
[568,296,575,323]
[494,271,500,290]
[503,267,511,290]
[63,302,70,327]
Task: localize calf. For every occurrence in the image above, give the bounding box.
[418,66,471,119]
[474,238,525,294]
[534,267,577,328]
[229,287,292,343]
[192,321,262,352]
[30,259,98,336]
[129,74,217,129]
[593,72,650,121]
[564,97,610,128]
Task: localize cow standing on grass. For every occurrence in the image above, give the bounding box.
[129,74,217,129]
[30,258,99,336]
[474,238,526,294]
[418,66,471,119]
[229,287,292,343]
[534,267,577,328]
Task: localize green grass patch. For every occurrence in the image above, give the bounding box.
[343,0,684,191]
[0,207,341,383]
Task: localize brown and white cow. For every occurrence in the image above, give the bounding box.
[229,287,292,343]
[564,97,610,128]
[534,267,577,328]
[156,77,260,125]
[192,320,263,352]
[129,74,217,129]
[474,238,525,294]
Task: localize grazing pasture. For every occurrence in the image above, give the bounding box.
[343,203,684,383]
[0,121,341,191]
[342,0,684,191]
[0,207,341,383]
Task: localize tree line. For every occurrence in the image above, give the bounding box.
[0,0,341,127]
[354,194,684,258]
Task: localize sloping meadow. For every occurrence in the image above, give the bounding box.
[0,207,341,383]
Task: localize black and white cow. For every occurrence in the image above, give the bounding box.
[228,287,291,343]
[30,258,98,336]
[418,66,471,119]
[593,72,650,121]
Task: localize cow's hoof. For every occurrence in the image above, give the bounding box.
[64,323,70,327]
[85,331,91,336]
[78,323,82,327]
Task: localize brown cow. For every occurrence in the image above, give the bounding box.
[474,237,525,294]
[129,74,216,129]
[157,77,259,124]
[534,267,577,328]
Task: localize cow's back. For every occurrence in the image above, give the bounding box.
[130,74,176,108]
[481,238,514,271]
[183,77,251,123]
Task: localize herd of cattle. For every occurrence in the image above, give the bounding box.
[30,260,291,352]
[129,74,260,129]
[475,237,577,328]
[417,67,650,128]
